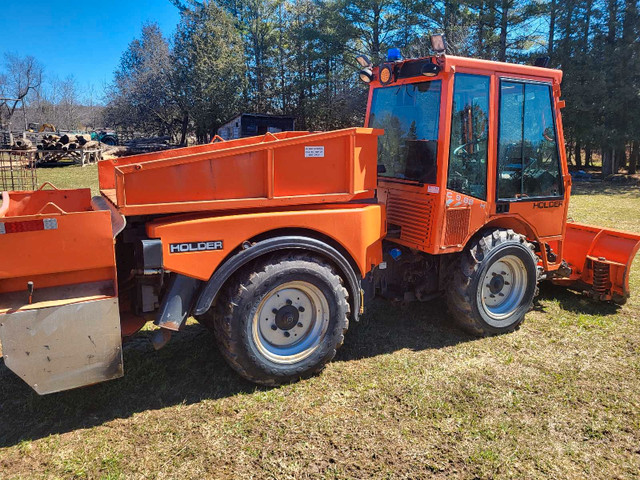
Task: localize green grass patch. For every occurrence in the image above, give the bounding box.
[36,164,100,196]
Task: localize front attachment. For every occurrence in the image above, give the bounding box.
[552,222,640,303]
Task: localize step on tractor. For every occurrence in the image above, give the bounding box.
[1,39,640,395]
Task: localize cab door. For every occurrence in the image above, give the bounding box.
[494,79,565,239]
[441,73,492,249]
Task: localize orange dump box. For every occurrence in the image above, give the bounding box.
[98,128,382,215]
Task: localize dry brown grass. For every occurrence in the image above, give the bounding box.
[1,175,639,479]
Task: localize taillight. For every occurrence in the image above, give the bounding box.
[0,218,58,234]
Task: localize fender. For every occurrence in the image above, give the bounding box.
[146,204,384,282]
[193,236,363,320]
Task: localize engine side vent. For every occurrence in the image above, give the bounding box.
[385,191,434,246]
[444,208,471,246]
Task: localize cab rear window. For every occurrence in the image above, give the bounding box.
[498,81,563,200]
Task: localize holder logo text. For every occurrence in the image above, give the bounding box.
[170,241,223,253]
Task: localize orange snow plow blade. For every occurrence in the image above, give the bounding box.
[553,222,640,303]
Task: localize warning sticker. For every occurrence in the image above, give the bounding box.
[305,146,325,158]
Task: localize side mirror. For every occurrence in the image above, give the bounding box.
[377,164,387,174]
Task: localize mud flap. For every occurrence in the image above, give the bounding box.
[0,297,123,395]
[552,222,640,302]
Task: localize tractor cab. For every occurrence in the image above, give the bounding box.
[361,48,569,270]
[360,45,640,312]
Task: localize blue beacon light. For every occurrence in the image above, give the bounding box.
[387,48,402,62]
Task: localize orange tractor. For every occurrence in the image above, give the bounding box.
[1,42,639,395]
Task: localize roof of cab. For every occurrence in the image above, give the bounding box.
[370,54,563,86]
[443,55,563,83]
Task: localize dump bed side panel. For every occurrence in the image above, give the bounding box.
[99,128,382,216]
[97,131,313,189]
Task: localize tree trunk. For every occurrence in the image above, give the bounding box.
[607,0,618,43]
[372,5,381,59]
[179,112,189,147]
[567,140,574,164]
[548,0,556,58]
[628,141,639,174]
[499,0,509,61]
[617,147,627,170]
[477,0,486,57]
[585,145,592,167]
[574,141,582,168]
[602,148,613,176]
[22,102,28,131]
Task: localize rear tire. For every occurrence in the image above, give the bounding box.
[447,229,538,336]
[211,253,350,385]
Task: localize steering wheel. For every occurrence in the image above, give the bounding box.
[453,137,486,158]
[523,156,541,175]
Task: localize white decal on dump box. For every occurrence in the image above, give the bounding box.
[305,146,325,158]
[427,185,440,194]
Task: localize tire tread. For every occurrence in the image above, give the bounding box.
[446,228,539,337]
[211,252,349,385]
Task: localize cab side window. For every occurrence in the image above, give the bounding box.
[498,81,563,200]
[447,74,490,200]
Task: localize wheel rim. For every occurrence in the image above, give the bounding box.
[479,254,528,326]
[252,281,330,364]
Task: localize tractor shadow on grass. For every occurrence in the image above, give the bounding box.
[570,181,640,198]
[0,298,472,447]
[336,298,471,363]
[0,326,256,447]
[535,282,621,316]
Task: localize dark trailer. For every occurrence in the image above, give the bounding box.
[217,113,296,140]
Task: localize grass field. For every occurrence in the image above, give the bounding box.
[33,164,100,196]
[1,167,639,479]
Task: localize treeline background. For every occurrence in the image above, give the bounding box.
[3,0,640,173]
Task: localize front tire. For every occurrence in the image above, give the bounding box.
[447,229,538,336]
[212,253,350,385]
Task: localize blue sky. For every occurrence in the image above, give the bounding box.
[0,0,180,98]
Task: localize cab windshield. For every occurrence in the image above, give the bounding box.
[368,80,441,184]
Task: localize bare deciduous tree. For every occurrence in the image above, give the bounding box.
[0,54,43,129]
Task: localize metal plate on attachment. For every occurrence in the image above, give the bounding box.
[0,297,123,395]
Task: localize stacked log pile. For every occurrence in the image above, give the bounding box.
[12,138,34,150]
[38,134,99,151]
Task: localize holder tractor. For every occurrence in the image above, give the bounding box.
[1,42,639,395]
